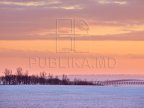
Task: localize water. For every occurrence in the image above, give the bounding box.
[0,85,144,108]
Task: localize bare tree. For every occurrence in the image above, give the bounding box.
[3,68,12,84]
[40,72,46,78]
[16,67,23,76]
[4,68,12,76]
[0,67,97,85]
[62,74,69,85]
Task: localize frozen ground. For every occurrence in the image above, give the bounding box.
[0,85,144,108]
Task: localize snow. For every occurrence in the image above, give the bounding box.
[0,85,144,108]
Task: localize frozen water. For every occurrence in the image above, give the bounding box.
[0,85,144,108]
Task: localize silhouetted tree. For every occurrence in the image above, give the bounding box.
[16,67,23,84]
[62,74,69,85]
[0,67,99,86]
[3,68,12,84]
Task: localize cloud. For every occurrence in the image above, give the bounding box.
[0,0,83,10]
[0,1,44,7]
[0,0,144,40]
[58,5,83,10]
[97,0,127,5]
[75,31,144,41]
[0,0,61,7]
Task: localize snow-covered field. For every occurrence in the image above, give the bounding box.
[0,85,144,108]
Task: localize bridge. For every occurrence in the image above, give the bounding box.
[94,79,144,86]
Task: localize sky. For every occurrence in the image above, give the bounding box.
[0,0,144,76]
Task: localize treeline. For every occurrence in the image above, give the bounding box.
[0,67,102,86]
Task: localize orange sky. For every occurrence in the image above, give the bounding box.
[0,40,144,75]
[0,0,144,76]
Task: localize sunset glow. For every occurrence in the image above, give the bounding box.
[0,0,144,76]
